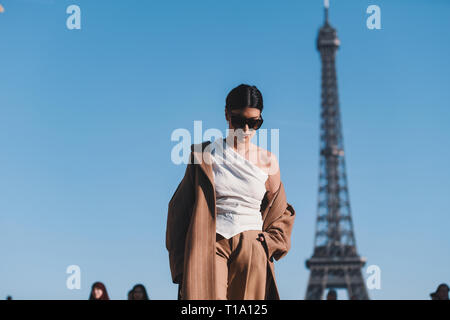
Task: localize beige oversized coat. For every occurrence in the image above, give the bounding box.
[166,141,296,300]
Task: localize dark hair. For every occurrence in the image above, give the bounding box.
[131,284,150,300]
[89,281,110,300]
[437,283,449,291]
[430,283,449,300]
[225,84,264,113]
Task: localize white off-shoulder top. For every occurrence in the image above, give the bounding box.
[210,137,268,239]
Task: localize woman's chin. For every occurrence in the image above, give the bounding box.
[237,136,252,143]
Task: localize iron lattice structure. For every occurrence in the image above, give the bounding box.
[304,4,369,300]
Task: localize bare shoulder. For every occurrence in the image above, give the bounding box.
[253,145,281,195]
[254,145,279,176]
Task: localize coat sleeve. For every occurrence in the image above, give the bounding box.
[166,152,196,284]
[260,202,296,262]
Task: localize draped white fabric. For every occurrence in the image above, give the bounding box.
[210,137,268,239]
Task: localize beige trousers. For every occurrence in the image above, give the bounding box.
[215,229,268,300]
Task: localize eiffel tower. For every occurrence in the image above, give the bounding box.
[304,1,369,300]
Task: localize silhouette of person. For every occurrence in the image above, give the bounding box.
[430,283,449,300]
[89,282,110,300]
[326,289,337,300]
[130,284,149,300]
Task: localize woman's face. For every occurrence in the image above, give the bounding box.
[226,107,261,143]
[94,287,103,299]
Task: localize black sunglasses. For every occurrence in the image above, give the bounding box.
[230,114,264,130]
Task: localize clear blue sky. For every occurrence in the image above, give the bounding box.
[0,0,449,300]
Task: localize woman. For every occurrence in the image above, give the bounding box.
[130,284,150,300]
[166,84,296,300]
[89,282,110,300]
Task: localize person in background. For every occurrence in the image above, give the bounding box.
[130,284,150,300]
[6,296,12,300]
[89,282,110,300]
[127,290,133,300]
[430,283,449,300]
[326,289,337,300]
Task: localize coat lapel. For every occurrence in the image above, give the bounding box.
[262,182,286,229]
[192,142,215,190]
